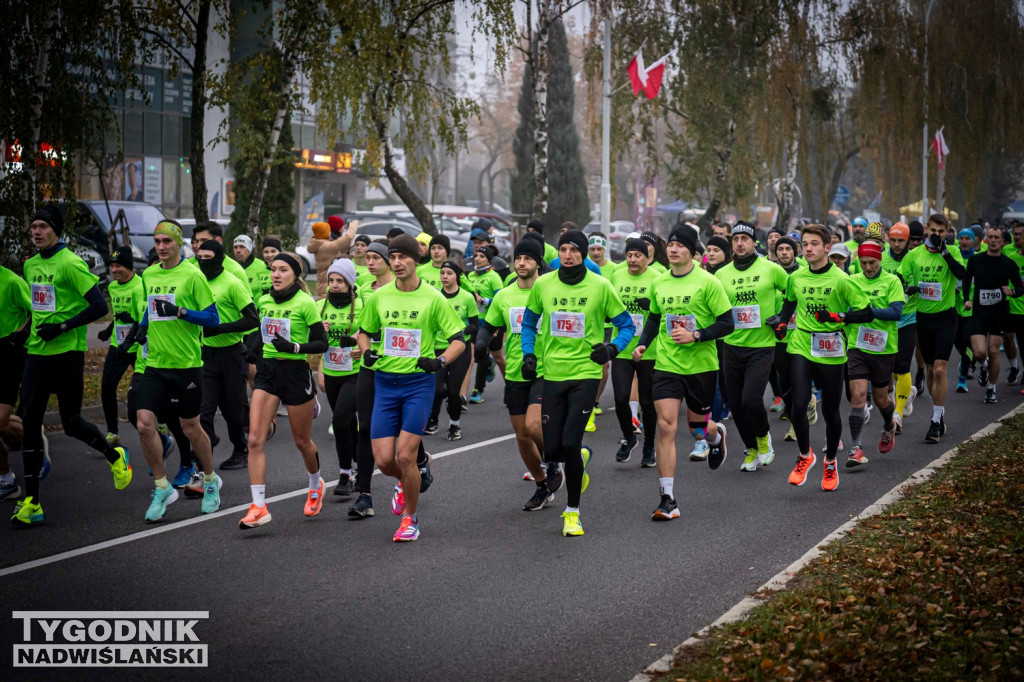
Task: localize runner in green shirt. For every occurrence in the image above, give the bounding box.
[844,241,904,468]
[521,229,634,536]
[476,237,562,510]
[0,264,31,506]
[772,223,871,492]
[232,234,272,302]
[189,223,248,287]
[14,204,132,528]
[425,261,477,441]
[588,232,619,429]
[716,222,789,472]
[608,238,660,467]
[357,234,466,542]
[466,246,504,404]
[898,213,967,442]
[525,219,558,264]
[887,222,920,430]
[633,225,734,521]
[768,235,803,427]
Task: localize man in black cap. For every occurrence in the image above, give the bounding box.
[350,234,373,285]
[417,233,452,291]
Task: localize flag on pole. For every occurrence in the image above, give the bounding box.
[627,47,675,100]
[932,127,949,169]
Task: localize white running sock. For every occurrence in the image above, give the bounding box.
[339,468,353,478]
[1012,357,1020,370]
[251,484,266,507]
[308,471,321,491]
[450,419,460,426]
[932,405,944,421]
[659,477,674,498]
[987,383,996,391]
[709,427,722,446]
[565,506,579,513]
[629,401,639,419]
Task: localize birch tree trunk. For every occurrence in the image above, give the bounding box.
[189,0,212,223]
[776,109,801,230]
[530,0,553,232]
[27,8,56,209]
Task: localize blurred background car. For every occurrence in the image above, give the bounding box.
[583,220,635,261]
[65,200,193,275]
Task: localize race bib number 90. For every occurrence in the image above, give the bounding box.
[260,317,291,344]
[811,331,844,358]
[919,282,942,302]
[383,327,422,357]
[30,284,56,312]
[550,311,585,338]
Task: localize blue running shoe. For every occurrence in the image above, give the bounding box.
[956,377,968,394]
[486,358,495,383]
[201,474,223,514]
[161,432,176,461]
[172,464,194,489]
[38,430,51,481]
[469,390,484,404]
[145,486,179,523]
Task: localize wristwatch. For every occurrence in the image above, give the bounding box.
[693,330,702,342]
[439,355,448,367]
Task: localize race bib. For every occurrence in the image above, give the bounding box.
[509,306,526,334]
[147,293,178,322]
[979,289,1003,306]
[260,317,291,344]
[140,342,148,359]
[114,324,133,346]
[666,313,697,334]
[811,331,844,358]
[854,326,888,353]
[919,282,942,302]
[30,284,56,312]
[550,311,585,338]
[787,314,796,331]
[383,327,422,357]
[732,305,761,330]
[630,313,645,334]
[323,346,354,372]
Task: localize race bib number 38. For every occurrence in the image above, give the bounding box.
[31,284,56,312]
[260,317,291,344]
[383,327,422,357]
[811,331,845,358]
[550,311,585,339]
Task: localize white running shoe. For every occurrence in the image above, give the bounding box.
[689,439,709,461]
[904,386,918,416]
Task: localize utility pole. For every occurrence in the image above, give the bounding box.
[600,16,611,233]
[922,0,937,221]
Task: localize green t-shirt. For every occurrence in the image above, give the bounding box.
[257,289,321,361]
[648,266,732,375]
[715,257,789,349]
[359,280,464,374]
[142,260,216,369]
[650,261,667,275]
[23,246,100,356]
[417,262,444,291]
[844,240,863,275]
[784,264,869,365]
[597,261,619,278]
[485,281,544,382]
[354,263,370,283]
[0,266,31,340]
[847,271,904,355]
[900,245,965,314]
[892,251,918,326]
[543,242,558,265]
[242,257,272,302]
[609,266,660,360]
[1006,249,1024,315]
[467,268,502,299]
[319,295,363,377]
[107,274,146,352]
[203,271,255,348]
[525,270,627,381]
[438,287,476,349]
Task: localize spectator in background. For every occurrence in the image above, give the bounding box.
[308,216,358,297]
[416,232,432,264]
[712,222,732,240]
[828,242,851,272]
[464,218,494,261]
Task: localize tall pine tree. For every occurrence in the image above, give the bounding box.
[544,18,590,230]
[511,53,535,219]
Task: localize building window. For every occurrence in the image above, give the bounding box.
[144,112,162,155]
[125,112,143,155]
[163,115,180,157]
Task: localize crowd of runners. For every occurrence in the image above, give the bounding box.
[3,206,1022,541]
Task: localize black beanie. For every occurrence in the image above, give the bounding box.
[429,233,451,254]
[32,204,64,234]
[263,237,282,250]
[667,225,702,256]
[388,234,421,261]
[440,260,462,279]
[774,236,798,254]
[707,235,732,258]
[475,245,495,263]
[625,238,648,256]
[514,236,544,264]
[908,220,924,238]
[558,229,588,258]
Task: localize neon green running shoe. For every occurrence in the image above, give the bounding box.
[807,395,818,425]
[584,410,596,432]
[740,449,758,472]
[10,496,44,527]
[756,433,775,466]
[110,447,132,490]
[593,403,603,416]
[580,446,592,493]
[561,510,584,537]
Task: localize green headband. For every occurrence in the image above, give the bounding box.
[154,221,183,245]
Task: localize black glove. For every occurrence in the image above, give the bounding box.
[336,334,358,348]
[905,285,920,296]
[362,350,380,367]
[114,311,135,324]
[773,321,788,341]
[271,332,298,353]
[589,342,618,365]
[36,322,67,342]
[416,356,443,373]
[926,234,942,251]
[636,297,651,311]
[813,310,845,324]
[153,298,180,318]
[97,323,113,343]
[764,315,781,329]
[521,353,538,381]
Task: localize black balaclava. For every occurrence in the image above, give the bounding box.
[197,240,225,280]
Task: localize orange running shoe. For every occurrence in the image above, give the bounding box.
[788,450,816,486]
[304,477,325,517]
[821,459,839,491]
[393,514,419,542]
[239,503,271,529]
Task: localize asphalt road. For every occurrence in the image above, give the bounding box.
[1,362,1019,680]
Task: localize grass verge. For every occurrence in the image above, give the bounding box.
[651,412,1024,681]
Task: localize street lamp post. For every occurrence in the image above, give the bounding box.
[922,0,937,221]
[600,16,611,234]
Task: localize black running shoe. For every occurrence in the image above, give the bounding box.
[641,445,656,468]
[523,484,553,511]
[545,463,564,494]
[334,474,354,496]
[925,420,942,443]
[1008,366,1020,385]
[615,435,638,462]
[707,424,728,470]
[424,418,439,435]
[419,454,433,493]
[985,388,998,403]
[348,493,374,518]
[651,494,679,521]
[219,452,248,470]
[978,364,989,387]
[446,424,462,441]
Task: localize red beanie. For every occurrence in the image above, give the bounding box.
[858,242,883,260]
[328,215,345,232]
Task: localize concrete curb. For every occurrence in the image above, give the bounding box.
[630,402,1024,681]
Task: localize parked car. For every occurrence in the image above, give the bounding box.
[67,201,193,273]
[583,220,635,261]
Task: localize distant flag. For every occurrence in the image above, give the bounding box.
[627,47,675,100]
[932,126,950,169]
